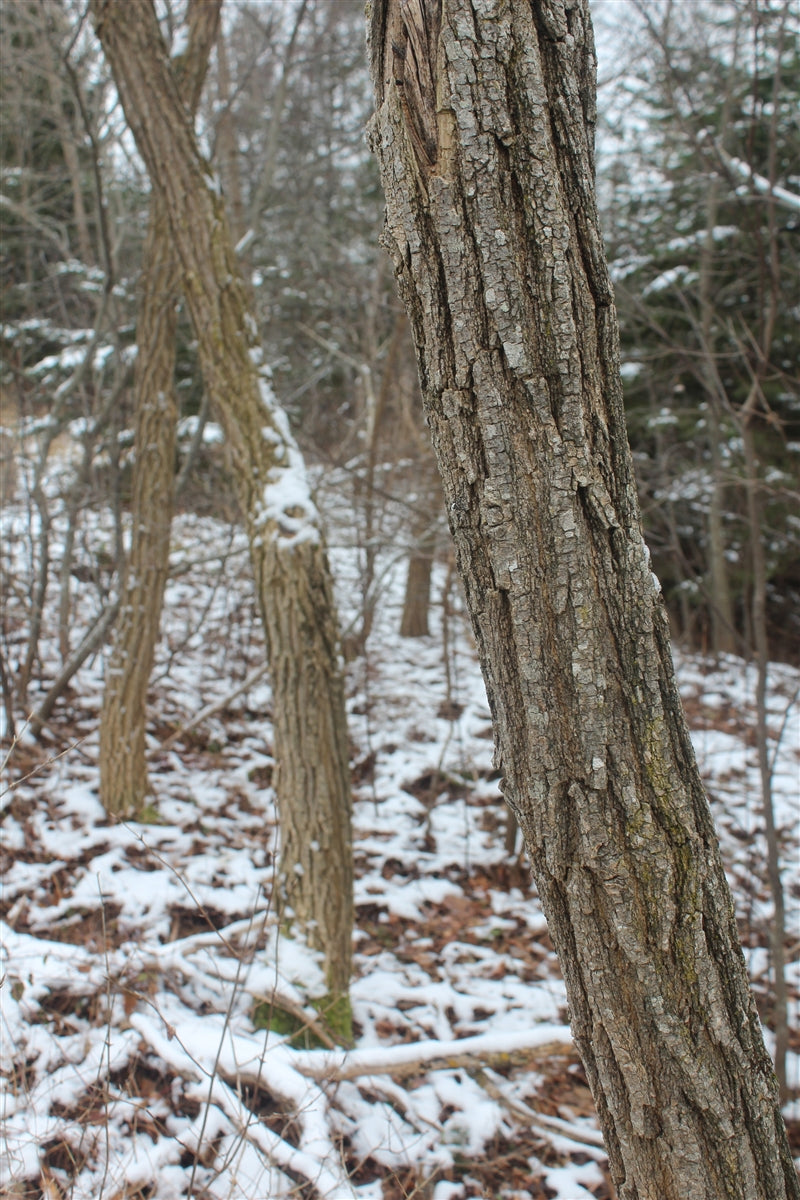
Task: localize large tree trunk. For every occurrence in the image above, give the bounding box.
[367,1,796,1196]
[99,0,220,819]
[91,0,353,1022]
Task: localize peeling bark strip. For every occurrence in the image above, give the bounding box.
[367,1,798,1197]
[391,0,442,171]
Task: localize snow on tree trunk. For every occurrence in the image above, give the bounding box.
[91,0,353,1023]
[367,0,797,1195]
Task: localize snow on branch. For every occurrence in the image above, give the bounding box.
[706,136,800,214]
[130,1011,358,1199]
[283,1025,574,1082]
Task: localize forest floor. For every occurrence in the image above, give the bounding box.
[2,481,799,1200]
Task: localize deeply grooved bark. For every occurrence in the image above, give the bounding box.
[92,0,353,1014]
[367,0,796,1195]
[100,0,220,820]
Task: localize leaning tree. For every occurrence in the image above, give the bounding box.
[366,0,797,1196]
[99,0,219,819]
[91,0,353,1032]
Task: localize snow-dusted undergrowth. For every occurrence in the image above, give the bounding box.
[1,480,798,1199]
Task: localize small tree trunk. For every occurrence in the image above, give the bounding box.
[358,306,400,650]
[39,6,95,265]
[99,0,220,818]
[400,527,435,638]
[52,93,93,265]
[698,181,736,656]
[742,395,788,1103]
[706,401,736,654]
[694,45,740,658]
[98,200,182,816]
[248,0,310,228]
[214,25,246,243]
[91,0,353,1019]
[367,0,796,1194]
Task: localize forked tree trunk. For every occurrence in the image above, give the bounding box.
[367,1,796,1196]
[99,0,220,819]
[91,0,353,1021]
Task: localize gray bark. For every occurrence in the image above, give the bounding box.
[367,0,797,1196]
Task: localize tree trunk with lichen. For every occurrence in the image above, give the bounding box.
[367,0,797,1195]
[99,0,220,820]
[91,0,353,1026]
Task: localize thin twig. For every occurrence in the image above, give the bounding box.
[29,599,120,737]
[156,662,270,754]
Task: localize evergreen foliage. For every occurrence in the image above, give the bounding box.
[600,0,800,659]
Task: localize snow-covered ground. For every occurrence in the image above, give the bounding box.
[2,487,798,1199]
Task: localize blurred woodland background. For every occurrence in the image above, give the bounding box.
[1,0,798,696]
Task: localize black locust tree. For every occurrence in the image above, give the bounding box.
[367,0,797,1196]
[91,0,353,1034]
[99,0,219,819]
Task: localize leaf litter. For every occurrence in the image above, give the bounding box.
[1,489,798,1199]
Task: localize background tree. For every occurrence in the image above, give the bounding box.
[367,0,796,1195]
[202,0,448,650]
[90,0,353,1032]
[0,0,137,722]
[98,0,220,819]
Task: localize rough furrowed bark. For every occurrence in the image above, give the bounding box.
[91,0,353,1016]
[100,0,221,818]
[98,197,181,818]
[367,0,796,1196]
